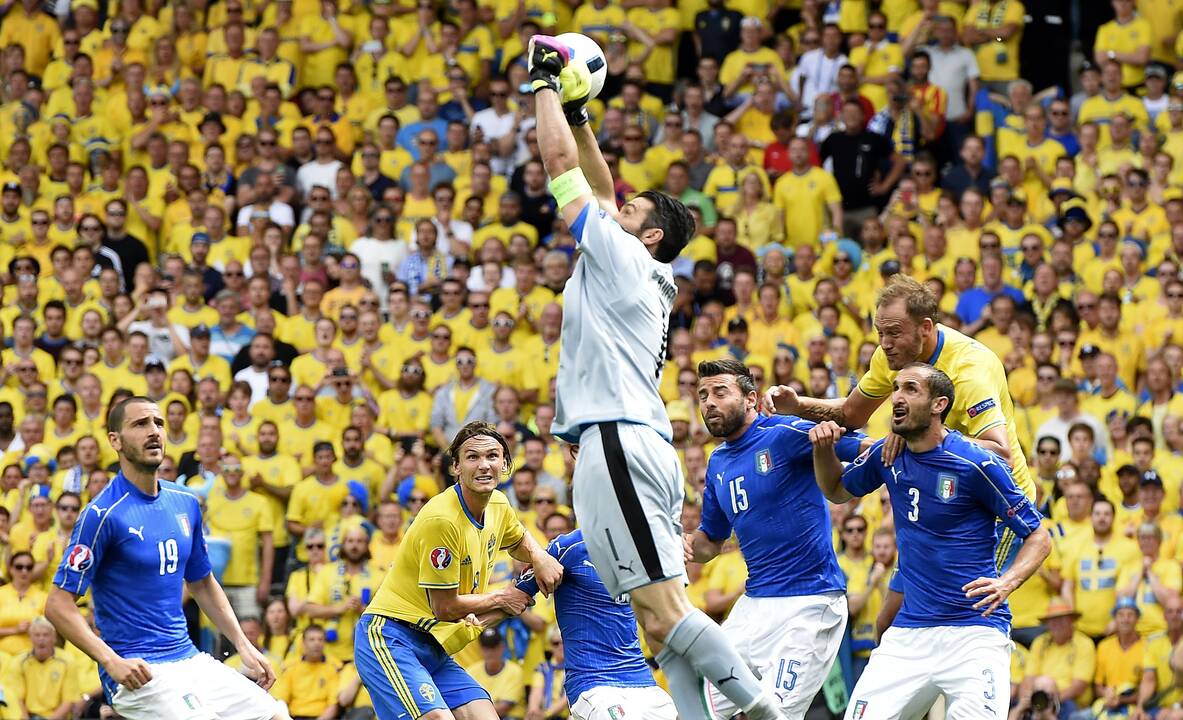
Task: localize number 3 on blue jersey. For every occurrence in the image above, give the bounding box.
[728,476,748,514]
[907,487,920,521]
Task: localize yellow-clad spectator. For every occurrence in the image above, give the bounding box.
[3,617,78,720]
[961,0,1025,87]
[370,500,403,571]
[1093,598,1145,710]
[206,455,274,621]
[1118,522,1182,636]
[335,426,387,502]
[271,624,342,717]
[302,524,381,663]
[773,137,843,248]
[1093,0,1152,88]
[849,12,904,111]
[0,552,47,655]
[298,0,353,89]
[1025,601,1097,708]
[1139,598,1183,712]
[467,628,525,717]
[1062,497,1142,639]
[287,440,351,562]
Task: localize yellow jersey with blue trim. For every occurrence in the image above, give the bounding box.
[856,324,1035,501]
[366,485,526,654]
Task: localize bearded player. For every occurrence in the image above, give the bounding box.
[527,35,787,720]
[764,275,1037,627]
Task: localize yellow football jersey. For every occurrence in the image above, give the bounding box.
[366,485,525,654]
[857,324,1036,501]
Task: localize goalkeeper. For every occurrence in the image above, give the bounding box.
[527,35,787,720]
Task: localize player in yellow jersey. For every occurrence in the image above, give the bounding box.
[354,422,562,720]
[765,274,1036,622]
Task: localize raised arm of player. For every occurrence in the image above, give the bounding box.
[535,86,594,229]
[188,574,277,689]
[572,123,617,214]
[46,587,154,691]
[808,421,856,503]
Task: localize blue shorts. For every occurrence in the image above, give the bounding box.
[355,613,490,720]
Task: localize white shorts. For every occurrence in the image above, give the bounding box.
[571,685,678,720]
[707,592,848,720]
[573,422,687,597]
[845,625,1011,720]
[111,652,283,720]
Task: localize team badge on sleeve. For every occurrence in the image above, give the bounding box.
[429,547,453,571]
[852,700,868,719]
[66,544,94,572]
[755,449,773,474]
[938,474,957,501]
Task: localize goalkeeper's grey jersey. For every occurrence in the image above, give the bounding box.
[553,203,675,444]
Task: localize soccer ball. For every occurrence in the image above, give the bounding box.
[556,32,608,101]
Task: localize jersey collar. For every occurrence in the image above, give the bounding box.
[925,328,946,365]
[454,484,484,530]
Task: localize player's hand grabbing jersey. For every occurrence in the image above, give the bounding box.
[857,325,1035,500]
[366,484,525,654]
[841,432,1043,633]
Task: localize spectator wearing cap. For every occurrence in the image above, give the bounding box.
[1111,463,1144,528]
[1141,65,1170,123]
[1023,601,1095,714]
[466,628,524,719]
[1094,597,1145,711]
[170,322,233,392]
[1063,497,1141,640]
[0,181,29,245]
[144,355,169,401]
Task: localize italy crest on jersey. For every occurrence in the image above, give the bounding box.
[938,474,957,502]
[176,514,191,537]
[755,449,773,474]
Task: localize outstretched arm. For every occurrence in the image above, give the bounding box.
[572,123,616,213]
[535,88,594,228]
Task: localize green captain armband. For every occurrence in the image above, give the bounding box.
[548,167,593,209]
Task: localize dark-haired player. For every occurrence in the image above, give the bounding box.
[354,421,563,720]
[528,36,783,720]
[46,396,285,720]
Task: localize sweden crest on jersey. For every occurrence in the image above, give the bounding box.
[755,448,773,474]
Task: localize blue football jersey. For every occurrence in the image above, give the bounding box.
[700,415,864,597]
[54,473,212,696]
[517,530,654,701]
[841,431,1042,634]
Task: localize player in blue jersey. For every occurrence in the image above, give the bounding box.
[45,397,287,720]
[810,364,1051,719]
[509,529,678,720]
[686,359,868,720]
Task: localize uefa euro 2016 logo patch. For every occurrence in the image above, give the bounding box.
[938,474,957,502]
[755,449,773,474]
[66,544,94,572]
[429,547,453,571]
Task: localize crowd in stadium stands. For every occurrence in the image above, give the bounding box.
[0,0,1182,716]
